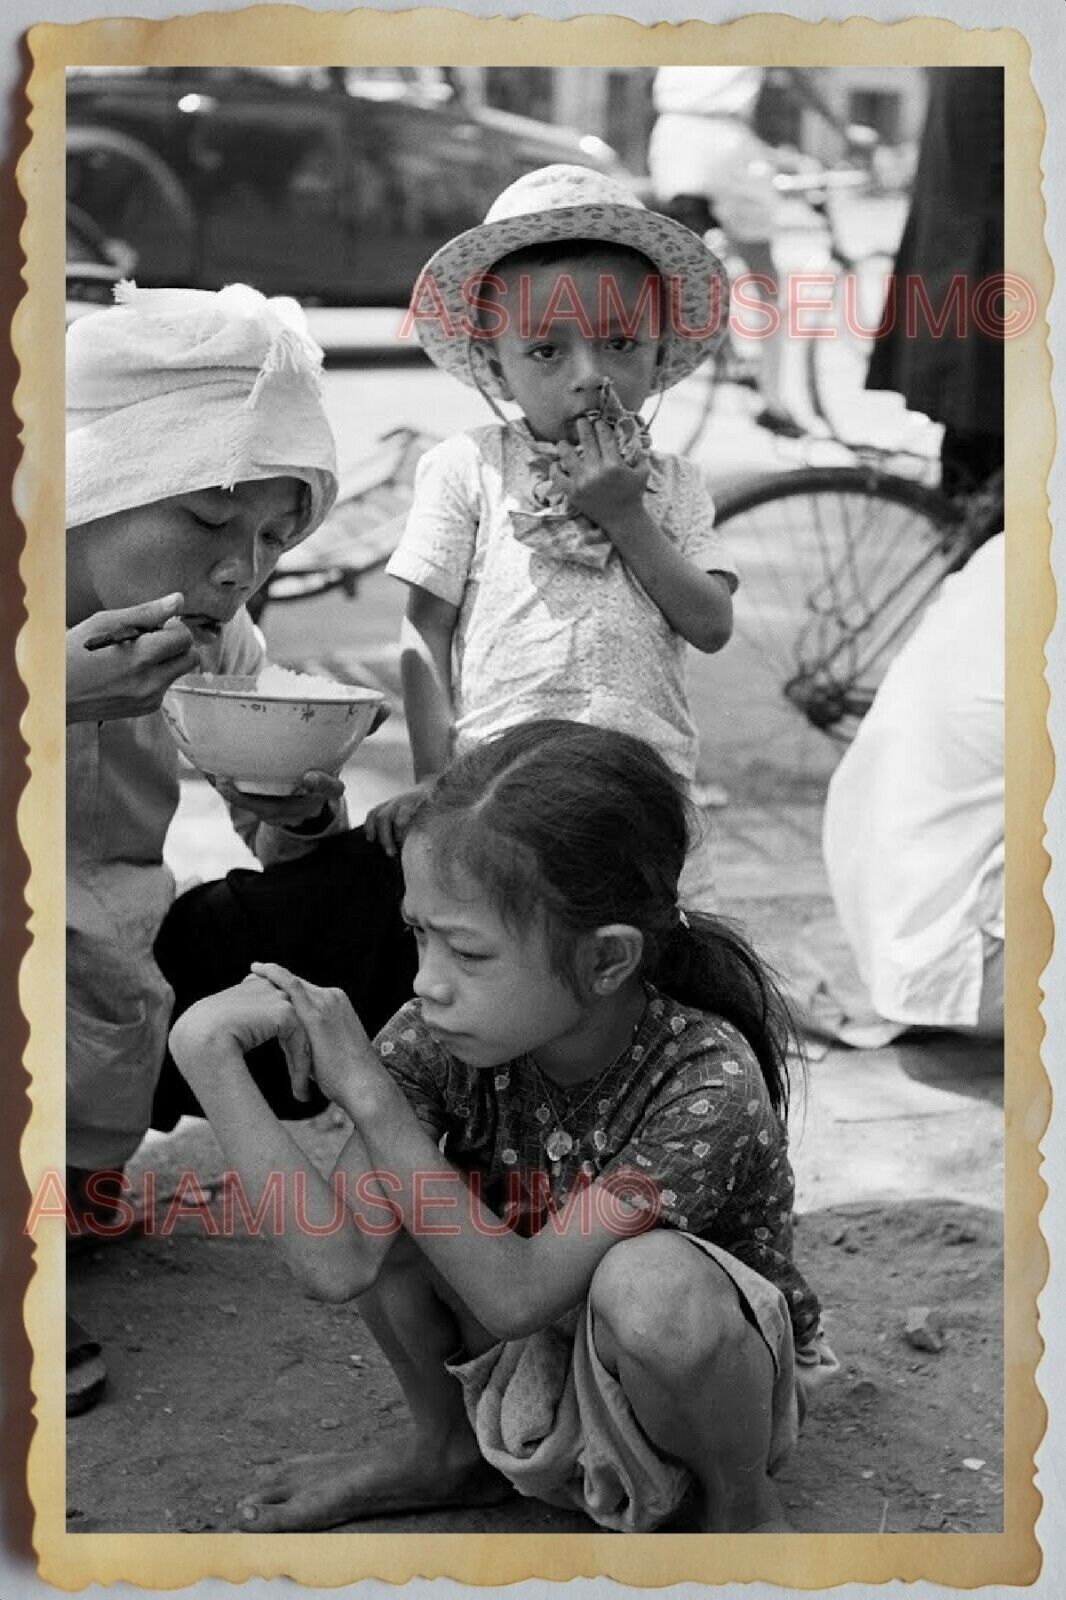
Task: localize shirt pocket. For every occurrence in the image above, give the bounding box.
[66,995,164,1141]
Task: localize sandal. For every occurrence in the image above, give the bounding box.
[66,1312,106,1417]
[66,1167,133,1259]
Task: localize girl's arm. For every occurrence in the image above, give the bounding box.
[349,1071,653,1339]
[253,967,655,1341]
[168,981,400,1301]
[399,586,460,780]
[365,586,460,854]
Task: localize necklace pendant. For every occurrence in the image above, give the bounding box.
[545,1127,573,1162]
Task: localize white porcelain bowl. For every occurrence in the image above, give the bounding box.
[162,671,385,795]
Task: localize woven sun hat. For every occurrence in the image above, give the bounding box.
[409,163,729,400]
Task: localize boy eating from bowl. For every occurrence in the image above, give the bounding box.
[65,282,414,1412]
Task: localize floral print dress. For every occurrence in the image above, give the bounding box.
[374,982,822,1344]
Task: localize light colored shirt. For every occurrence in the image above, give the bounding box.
[651,67,764,119]
[822,534,1004,1029]
[67,607,348,1169]
[385,424,736,786]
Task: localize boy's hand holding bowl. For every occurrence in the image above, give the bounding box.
[161,665,388,822]
[209,768,345,830]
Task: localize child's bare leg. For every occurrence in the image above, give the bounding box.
[238,1233,510,1531]
[744,237,803,434]
[589,1232,790,1532]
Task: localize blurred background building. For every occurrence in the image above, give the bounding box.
[450,66,928,174]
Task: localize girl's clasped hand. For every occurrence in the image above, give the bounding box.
[251,962,383,1110]
[170,965,377,1112]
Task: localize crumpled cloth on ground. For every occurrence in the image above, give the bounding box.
[446,1235,827,1531]
[447,1304,690,1531]
[748,902,909,1051]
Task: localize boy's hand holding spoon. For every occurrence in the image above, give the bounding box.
[67,592,202,724]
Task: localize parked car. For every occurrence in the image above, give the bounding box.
[65,199,137,322]
[66,67,633,305]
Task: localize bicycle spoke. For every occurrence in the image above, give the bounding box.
[804,502,949,687]
[699,469,963,867]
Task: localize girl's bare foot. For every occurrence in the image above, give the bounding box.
[236,1434,513,1532]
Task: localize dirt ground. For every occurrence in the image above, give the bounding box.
[66,1106,1003,1537]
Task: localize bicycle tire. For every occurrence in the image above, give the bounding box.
[690,465,964,837]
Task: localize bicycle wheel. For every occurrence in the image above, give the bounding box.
[805,252,938,457]
[690,466,963,877]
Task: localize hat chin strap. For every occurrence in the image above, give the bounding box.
[644,374,667,430]
[467,343,564,464]
[467,340,520,433]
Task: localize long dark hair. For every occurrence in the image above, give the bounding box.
[407,719,795,1117]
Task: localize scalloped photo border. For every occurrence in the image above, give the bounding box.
[12,8,1054,1589]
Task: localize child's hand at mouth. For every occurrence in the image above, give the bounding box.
[551,412,652,538]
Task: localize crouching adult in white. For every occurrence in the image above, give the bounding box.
[823,533,1004,1040]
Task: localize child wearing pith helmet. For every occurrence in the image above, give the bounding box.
[368,165,736,909]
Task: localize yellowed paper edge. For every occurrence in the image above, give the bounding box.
[14,7,1053,1588]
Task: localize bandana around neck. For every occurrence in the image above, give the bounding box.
[505,379,665,570]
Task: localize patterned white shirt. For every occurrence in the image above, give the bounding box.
[385,424,737,785]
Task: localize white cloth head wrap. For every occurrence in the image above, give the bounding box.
[66,281,338,538]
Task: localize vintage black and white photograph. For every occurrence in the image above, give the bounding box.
[55,57,1011,1539]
